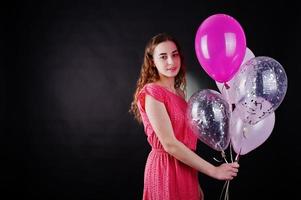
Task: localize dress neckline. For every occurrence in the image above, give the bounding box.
[150,83,186,101]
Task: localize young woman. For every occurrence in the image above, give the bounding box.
[130,33,239,200]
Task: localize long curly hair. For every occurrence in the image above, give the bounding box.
[129,33,186,123]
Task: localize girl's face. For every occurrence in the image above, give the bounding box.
[152,41,181,78]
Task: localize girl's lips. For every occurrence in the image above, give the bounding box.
[168,67,177,71]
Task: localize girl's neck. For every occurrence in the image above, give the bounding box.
[155,78,175,91]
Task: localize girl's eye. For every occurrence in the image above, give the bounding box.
[160,55,167,59]
[173,53,179,57]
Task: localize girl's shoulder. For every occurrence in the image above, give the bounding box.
[138,83,166,103]
[143,82,164,91]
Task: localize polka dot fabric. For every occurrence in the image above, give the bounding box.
[138,83,202,200]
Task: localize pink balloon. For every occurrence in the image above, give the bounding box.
[230,109,275,155]
[216,47,255,105]
[195,14,246,83]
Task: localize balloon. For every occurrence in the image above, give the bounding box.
[186,89,231,151]
[216,47,255,106]
[195,14,246,83]
[230,108,275,155]
[232,56,288,125]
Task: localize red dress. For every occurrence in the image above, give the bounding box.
[138,83,201,200]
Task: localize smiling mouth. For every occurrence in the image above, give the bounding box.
[167,67,177,71]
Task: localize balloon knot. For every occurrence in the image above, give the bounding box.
[224,83,230,89]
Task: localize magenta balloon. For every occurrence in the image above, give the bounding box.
[195,14,246,83]
[230,109,275,155]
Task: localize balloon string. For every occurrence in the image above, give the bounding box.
[213,150,227,163]
[225,180,230,200]
[213,157,223,163]
[219,181,227,200]
[234,128,245,162]
[235,146,241,162]
[219,180,230,200]
[221,150,228,163]
[213,151,229,163]
[219,144,238,200]
[229,142,234,163]
[222,82,232,112]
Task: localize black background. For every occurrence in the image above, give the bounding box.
[6,1,300,199]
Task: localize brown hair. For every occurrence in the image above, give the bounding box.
[129,33,186,123]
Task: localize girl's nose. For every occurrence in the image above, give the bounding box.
[167,56,175,65]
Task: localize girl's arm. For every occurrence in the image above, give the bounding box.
[145,94,239,180]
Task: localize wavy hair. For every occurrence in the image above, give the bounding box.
[129,33,186,123]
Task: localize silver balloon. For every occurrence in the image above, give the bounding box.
[232,56,288,125]
[186,89,231,151]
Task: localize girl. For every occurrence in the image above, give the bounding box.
[130,33,239,200]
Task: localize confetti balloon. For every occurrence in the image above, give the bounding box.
[232,56,288,125]
[186,89,231,151]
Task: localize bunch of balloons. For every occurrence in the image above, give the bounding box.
[187,14,288,156]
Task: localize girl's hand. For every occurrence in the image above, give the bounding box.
[214,162,239,180]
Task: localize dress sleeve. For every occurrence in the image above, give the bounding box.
[137,84,166,112]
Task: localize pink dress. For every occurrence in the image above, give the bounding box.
[138,83,201,200]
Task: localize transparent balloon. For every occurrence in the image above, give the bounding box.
[186,89,231,151]
[232,56,287,125]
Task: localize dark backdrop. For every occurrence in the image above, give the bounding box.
[6,1,300,199]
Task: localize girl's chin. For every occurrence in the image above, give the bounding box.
[159,69,180,78]
[170,69,180,76]
[163,73,178,78]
